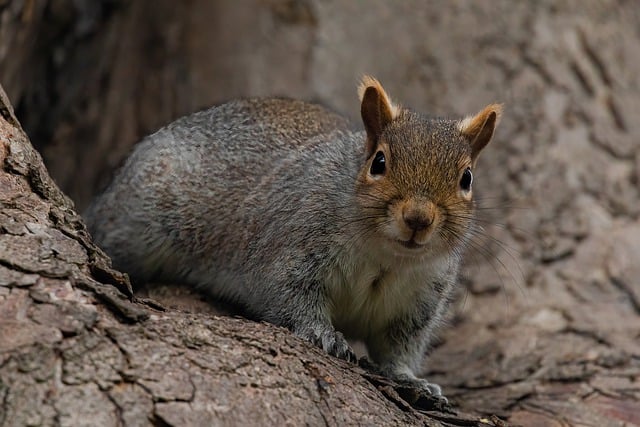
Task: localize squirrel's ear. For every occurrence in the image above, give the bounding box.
[358,76,400,157]
[458,103,503,164]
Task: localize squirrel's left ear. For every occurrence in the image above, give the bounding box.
[458,104,503,164]
[358,76,400,158]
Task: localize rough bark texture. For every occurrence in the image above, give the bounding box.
[1,0,640,426]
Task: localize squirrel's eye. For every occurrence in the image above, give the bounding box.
[370,151,386,175]
[460,167,473,191]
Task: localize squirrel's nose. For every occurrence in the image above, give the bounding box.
[403,214,433,232]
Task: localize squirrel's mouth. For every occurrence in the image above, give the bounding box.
[397,239,425,250]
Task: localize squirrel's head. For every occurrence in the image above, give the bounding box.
[355,76,502,257]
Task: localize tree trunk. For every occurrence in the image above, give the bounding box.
[1,1,640,426]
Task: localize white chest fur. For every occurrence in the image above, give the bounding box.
[326,243,453,340]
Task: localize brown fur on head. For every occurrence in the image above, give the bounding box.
[356,76,501,255]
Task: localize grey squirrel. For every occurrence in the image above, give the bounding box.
[84,76,501,398]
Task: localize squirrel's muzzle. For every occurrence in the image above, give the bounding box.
[396,199,439,244]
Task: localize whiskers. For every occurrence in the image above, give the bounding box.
[440,200,529,315]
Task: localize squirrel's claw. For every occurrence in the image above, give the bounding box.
[325,330,357,363]
[297,326,357,363]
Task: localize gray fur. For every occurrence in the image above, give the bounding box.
[85,94,495,397]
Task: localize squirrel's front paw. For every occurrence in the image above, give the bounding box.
[379,367,447,401]
[393,374,447,402]
[297,326,356,363]
[404,378,443,398]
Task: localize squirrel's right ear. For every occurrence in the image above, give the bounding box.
[358,76,400,158]
[458,104,503,165]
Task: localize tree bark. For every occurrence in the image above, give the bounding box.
[1,1,640,426]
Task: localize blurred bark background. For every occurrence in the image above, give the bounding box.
[1,0,640,425]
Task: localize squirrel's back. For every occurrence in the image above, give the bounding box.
[85,98,360,285]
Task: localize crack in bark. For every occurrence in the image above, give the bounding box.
[609,277,640,315]
[104,328,135,374]
[72,275,149,323]
[151,413,174,427]
[564,326,612,347]
[580,41,627,132]
[569,60,595,96]
[577,29,612,88]
[521,53,556,86]
[0,257,68,279]
[103,382,127,426]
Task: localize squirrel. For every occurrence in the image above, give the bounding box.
[84,76,502,398]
